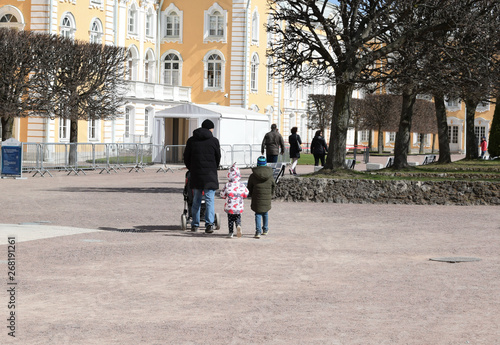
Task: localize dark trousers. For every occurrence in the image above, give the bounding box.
[227,214,241,233]
[266,154,278,163]
[314,154,325,166]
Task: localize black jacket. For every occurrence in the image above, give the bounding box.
[288,133,302,159]
[183,128,221,190]
[311,135,328,155]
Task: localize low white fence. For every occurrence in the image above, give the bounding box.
[0,142,290,177]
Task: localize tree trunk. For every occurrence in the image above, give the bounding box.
[433,93,451,163]
[393,89,417,169]
[69,119,78,166]
[1,117,14,140]
[324,83,353,170]
[464,98,479,160]
[377,125,383,153]
[419,133,424,154]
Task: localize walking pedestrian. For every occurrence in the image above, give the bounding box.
[261,124,285,163]
[220,163,249,238]
[480,136,488,159]
[288,127,302,175]
[247,156,276,239]
[183,119,221,233]
[310,130,328,166]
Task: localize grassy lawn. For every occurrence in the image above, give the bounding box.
[299,153,500,182]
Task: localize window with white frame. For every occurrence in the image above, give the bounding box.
[266,16,274,47]
[128,4,138,35]
[125,107,132,137]
[251,9,259,44]
[0,13,22,30]
[145,9,154,38]
[387,131,396,143]
[250,53,259,92]
[204,4,227,43]
[60,14,76,40]
[125,47,138,81]
[204,51,225,91]
[59,118,70,140]
[144,109,151,137]
[163,4,183,43]
[163,52,181,86]
[445,97,460,109]
[475,126,486,140]
[266,58,273,93]
[448,125,459,144]
[477,101,490,112]
[89,19,103,44]
[360,130,369,142]
[144,50,155,83]
[88,117,98,140]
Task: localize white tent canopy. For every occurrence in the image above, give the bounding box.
[155,103,265,121]
[154,103,270,167]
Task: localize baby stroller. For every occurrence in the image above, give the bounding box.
[181,171,221,230]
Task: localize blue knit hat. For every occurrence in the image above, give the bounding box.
[257,156,267,166]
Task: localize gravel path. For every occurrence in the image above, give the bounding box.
[0,166,498,344]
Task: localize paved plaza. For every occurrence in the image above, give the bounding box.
[0,161,499,344]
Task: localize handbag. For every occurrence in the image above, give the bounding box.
[297,141,302,152]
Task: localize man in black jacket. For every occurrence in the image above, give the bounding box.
[183,119,221,233]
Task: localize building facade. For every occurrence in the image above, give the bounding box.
[0,0,494,153]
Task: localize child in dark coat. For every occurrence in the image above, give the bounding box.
[247,156,276,239]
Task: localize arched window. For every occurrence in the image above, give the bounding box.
[145,8,154,38]
[125,47,139,81]
[204,52,225,90]
[266,57,273,93]
[163,52,182,86]
[251,9,259,44]
[163,4,183,43]
[60,14,76,40]
[144,50,155,83]
[166,11,179,37]
[0,6,25,30]
[250,53,259,92]
[128,4,138,35]
[89,19,103,44]
[204,3,227,43]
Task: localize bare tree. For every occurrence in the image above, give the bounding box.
[0,29,57,139]
[47,39,127,163]
[307,94,334,133]
[360,94,400,153]
[266,0,469,171]
[412,99,437,154]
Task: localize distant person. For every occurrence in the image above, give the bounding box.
[261,124,285,163]
[480,136,488,159]
[183,119,221,233]
[288,127,302,175]
[310,130,328,166]
[220,163,249,238]
[247,156,276,239]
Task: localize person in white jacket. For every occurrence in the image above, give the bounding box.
[220,163,249,238]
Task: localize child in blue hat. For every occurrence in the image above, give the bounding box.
[247,156,276,238]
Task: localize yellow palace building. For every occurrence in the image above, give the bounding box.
[0,0,495,153]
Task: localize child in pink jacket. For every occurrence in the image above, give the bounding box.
[220,163,249,238]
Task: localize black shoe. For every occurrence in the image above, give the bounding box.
[191,226,199,232]
[205,225,214,233]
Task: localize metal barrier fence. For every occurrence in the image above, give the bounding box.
[0,142,291,177]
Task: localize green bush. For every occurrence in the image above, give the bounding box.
[489,101,500,157]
